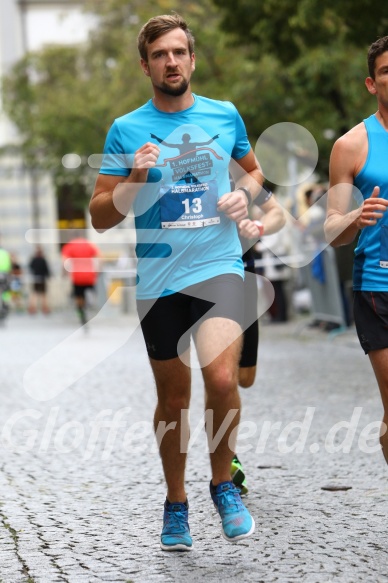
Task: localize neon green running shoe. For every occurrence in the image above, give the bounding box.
[231,455,248,495]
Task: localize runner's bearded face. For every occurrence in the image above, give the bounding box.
[144,29,195,97]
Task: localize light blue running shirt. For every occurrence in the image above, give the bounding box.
[353,114,388,291]
[100,95,250,299]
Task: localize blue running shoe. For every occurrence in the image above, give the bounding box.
[160,500,193,551]
[210,481,255,542]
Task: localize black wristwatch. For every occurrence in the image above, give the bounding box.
[237,186,252,207]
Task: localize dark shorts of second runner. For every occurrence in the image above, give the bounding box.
[353,291,388,354]
[240,266,259,368]
[137,274,244,361]
[73,284,95,299]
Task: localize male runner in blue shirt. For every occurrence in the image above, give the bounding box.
[90,13,284,551]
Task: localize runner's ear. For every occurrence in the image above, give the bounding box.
[140,59,150,76]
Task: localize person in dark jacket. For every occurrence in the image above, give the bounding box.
[28,246,51,314]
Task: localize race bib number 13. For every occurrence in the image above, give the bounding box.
[160,180,220,229]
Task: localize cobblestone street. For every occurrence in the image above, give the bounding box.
[0,307,387,583]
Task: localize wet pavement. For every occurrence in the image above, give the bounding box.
[0,307,387,582]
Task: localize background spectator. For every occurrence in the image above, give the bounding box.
[28,246,51,315]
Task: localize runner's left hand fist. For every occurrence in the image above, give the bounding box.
[217,190,248,222]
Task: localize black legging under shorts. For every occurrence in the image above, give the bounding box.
[239,266,259,368]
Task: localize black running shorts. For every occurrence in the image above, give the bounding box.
[73,284,94,299]
[353,291,388,354]
[137,274,244,361]
[239,267,259,368]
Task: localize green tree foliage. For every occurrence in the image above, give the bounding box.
[4,0,384,198]
[212,0,388,63]
[1,0,254,208]
[212,0,387,175]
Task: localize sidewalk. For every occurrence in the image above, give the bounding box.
[0,310,387,583]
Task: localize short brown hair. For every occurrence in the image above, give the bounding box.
[367,36,388,78]
[137,14,195,61]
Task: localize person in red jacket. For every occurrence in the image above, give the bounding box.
[61,237,100,325]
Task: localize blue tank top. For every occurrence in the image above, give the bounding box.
[353,114,388,291]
